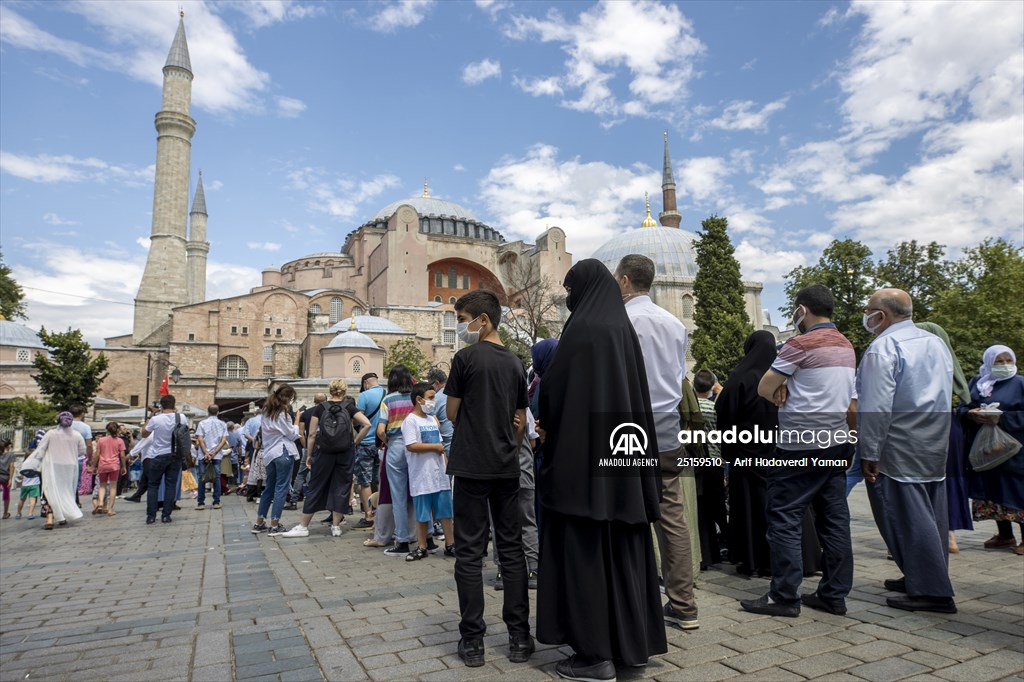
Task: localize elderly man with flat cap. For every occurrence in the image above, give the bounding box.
[857,288,957,613]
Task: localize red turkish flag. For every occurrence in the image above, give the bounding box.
[158,374,170,396]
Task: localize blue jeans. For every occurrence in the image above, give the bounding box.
[385,435,414,544]
[845,447,864,496]
[197,460,221,506]
[257,453,293,522]
[145,455,181,521]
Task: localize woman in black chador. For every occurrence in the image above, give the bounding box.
[536,259,667,682]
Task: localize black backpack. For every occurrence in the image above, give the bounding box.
[170,413,191,461]
[318,403,353,454]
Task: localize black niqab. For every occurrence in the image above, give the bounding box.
[715,329,779,453]
[538,259,661,525]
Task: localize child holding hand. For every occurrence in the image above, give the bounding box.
[401,382,454,561]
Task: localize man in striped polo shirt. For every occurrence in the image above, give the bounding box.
[742,284,857,618]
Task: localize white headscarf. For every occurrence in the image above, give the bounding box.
[977,344,1016,398]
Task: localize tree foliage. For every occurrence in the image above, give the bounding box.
[0,396,57,426]
[930,239,1024,373]
[31,327,109,410]
[875,240,950,321]
[0,248,27,320]
[783,239,875,352]
[498,327,532,371]
[501,254,565,342]
[383,338,430,381]
[691,215,752,378]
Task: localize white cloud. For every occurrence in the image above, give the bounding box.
[247,241,282,252]
[475,0,511,18]
[740,58,757,72]
[479,143,660,256]
[287,168,401,219]
[43,213,77,226]
[709,98,788,131]
[208,179,224,191]
[275,95,307,118]
[817,6,848,27]
[1,2,272,116]
[226,0,324,29]
[676,156,730,202]
[504,1,705,121]
[462,59,502,86]
[453,164,465,172]
[368,1,435,33]
[136,237,151,250]
[734,240,807,284]
[1,150,153,185]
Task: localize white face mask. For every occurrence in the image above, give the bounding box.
[792,306,806,333]
[991,364,1017,380]
[457,315,482,344]
[862,310,883,335]
[422,399,437,415]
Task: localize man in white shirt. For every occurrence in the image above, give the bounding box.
[616,254,699,630]
[858,288,956,614]
[69,404,93,506]
[141,394,189,525]
[195,404,228,510]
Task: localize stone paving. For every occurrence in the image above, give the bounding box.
[1,488,1021,682]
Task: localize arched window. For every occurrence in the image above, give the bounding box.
[352,358,362,374]
[329,297,343,323]
[352,307,363,315]
[448,266,457,289]
[218,355,249,379]
[310,303,322,315]
[449,296,457,304]
[682,294,694,318]
[434,295,442,303]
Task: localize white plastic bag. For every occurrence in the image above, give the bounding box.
[969,424,1022,472]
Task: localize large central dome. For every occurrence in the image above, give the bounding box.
[591,226,700,278]
[372,195,477,222]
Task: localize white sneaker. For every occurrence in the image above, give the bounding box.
[331,525,343,537]
[279,525,309,538]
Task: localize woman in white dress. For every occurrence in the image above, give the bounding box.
[35,411,86,529]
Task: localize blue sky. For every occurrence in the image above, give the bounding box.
[2,0,1022,343]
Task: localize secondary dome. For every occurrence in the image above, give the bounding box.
[326,315,410,335]
[0,319,45,349]
[591,227,700,279]
[325,329,379,350]
[372,196,478,222]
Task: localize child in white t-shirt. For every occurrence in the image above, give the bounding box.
[401,383,454,561]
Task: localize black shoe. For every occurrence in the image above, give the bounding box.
[884,578,907,593]
[528,570,538,590]
[405,546,428,562]
[354,518,374,529]
[126,495,142,503]
[320,514,333,524]
[492,572,504,591]
[458,638,485,668]
[801,592,847,616]
[283,502,297,511]
[384,542,410,557]
[555,655,616,681]
[146,516,156,525]
[251,523,268,534]
[443,544,455,558]
[161,516,172,523]
[740,594,800,617]
[886,596,957,614]
[508,633,535,663]
[172,504,181,510]
[426,538,440,554]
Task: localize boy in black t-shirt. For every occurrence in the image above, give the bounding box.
[445,290,533,668]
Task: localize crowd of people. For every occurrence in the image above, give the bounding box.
[3,254,1021,682]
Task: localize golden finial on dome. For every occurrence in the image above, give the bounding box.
[422,177,430,198]
[641,192,658,228]
[349,310,357,330]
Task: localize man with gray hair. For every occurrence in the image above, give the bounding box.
[858,288,957,613]
[615,253,699,630]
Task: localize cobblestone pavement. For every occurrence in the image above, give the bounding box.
[1,488,1021,682]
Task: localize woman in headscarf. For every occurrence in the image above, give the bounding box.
[916,322,973,553]
[962,345,1024,555]
[537,259,665,681]
[716,330,778,577]
[528,338,558,419]
[33,411,86,530]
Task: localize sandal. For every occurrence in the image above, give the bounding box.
[44,522,53,530]
[2,513,10,519]
[107,511,117,517]
[363,538,387,548]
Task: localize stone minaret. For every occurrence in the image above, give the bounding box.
[186,171,209,304]
[659,131,682,228]
[133,13,196,343]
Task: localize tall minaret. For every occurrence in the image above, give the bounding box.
[658,132,682,228]
[186,171,208,304]
[133,12,196,343]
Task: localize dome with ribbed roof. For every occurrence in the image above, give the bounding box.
[325,330,379,350]
[372,196,478,222]
[326,315,410,335]
[591,227,700,279]
[0,320,45,349]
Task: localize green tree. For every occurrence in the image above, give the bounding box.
[691,215,753,378]
[874,240,951,321]
[383,338,430,380]
[783,238,875,352]
[0,396,57,426]
[931,239,1024,373]
[31,327,109,409]
[498,327,532,370]
[0,248,27,320]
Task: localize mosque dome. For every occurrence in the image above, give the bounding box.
[372,195,478,222]
[592,226,700,279]
[326,315,409,335]
[0,319,46,350]
[325,329,379,350]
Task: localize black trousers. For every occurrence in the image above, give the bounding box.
[453,476,530,640]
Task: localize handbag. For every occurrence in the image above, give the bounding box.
[969,423,1022,472]
[220,458,234,476]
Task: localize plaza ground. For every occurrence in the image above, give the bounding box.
[1,488,1021,682]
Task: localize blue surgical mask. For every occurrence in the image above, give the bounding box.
[457,315,482,345]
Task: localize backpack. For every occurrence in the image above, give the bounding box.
[170,413,192,462]
[318,403,353,454]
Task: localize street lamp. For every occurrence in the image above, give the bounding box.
[170,367,182,384]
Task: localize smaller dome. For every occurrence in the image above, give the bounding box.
[325,330,379,350]
[0,320,46,349]
[326,315,409,335]
[591,226,700,279]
